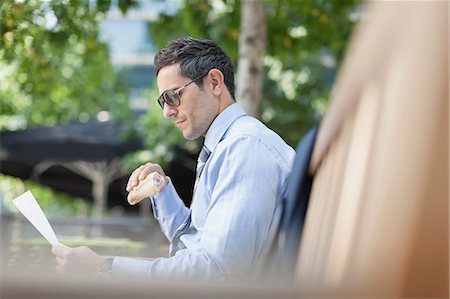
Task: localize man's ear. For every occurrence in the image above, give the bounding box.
[208,69,225,96]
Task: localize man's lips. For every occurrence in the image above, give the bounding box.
[175,120,185,127]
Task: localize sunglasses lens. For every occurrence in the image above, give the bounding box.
[165,91,179,105]
[157,96,165,108]
[158,90,180,109]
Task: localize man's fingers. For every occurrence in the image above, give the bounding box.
[126,165,146,191]
[138,164,156,180]
[51,245,102,274]
[53,249,69,273]
[126,163,164,192]
[52,244,67,257]
[55,256,66,267]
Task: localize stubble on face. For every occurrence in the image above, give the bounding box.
[181,90,217,141]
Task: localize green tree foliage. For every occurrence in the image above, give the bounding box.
[148,0,360,146]
[0,0,139,131]
[0,174,90,216]
[0,0,139,214]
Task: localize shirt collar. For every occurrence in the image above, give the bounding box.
[204,103,247,152]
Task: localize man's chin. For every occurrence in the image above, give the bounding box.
[182,130,200,141]
[181,131,192,140]
[183,134,197,141]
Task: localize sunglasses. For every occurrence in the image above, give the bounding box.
[157,73,207,109]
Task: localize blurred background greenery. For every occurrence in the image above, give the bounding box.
[0,0,360,217]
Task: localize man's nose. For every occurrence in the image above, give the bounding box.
[163,104,177,118]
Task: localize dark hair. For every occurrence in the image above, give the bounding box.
[154,37,235,99]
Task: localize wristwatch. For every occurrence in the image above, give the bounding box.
[97,257,114,275]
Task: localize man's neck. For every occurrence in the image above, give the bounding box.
[217,95,235,115]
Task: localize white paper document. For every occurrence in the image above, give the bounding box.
[13,190,59,245]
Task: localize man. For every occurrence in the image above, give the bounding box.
[52,37,295,281]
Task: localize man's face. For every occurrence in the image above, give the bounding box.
[157,64,218,140]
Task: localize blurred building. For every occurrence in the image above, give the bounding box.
[100,0,179,117]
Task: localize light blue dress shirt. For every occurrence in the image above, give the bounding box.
[113,103,295,281]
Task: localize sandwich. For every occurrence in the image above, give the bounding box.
[127,172,166,205]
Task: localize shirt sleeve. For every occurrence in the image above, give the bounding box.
[149,177,190,242]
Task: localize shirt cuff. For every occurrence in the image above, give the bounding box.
[150,177,185,219]
[112,257,152,279]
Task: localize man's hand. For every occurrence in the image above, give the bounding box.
[126,162,167,192]
[51,245,108,274]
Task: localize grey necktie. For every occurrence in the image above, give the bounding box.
[169,145,211,257]
[194,145,211,193]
